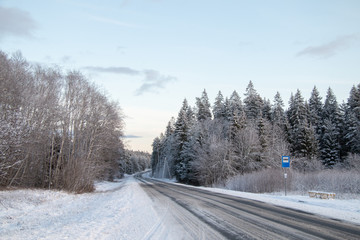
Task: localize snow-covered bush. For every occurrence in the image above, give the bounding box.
[225,168,285,193]
[291,170,360,195]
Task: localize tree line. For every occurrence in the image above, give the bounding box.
[120,150,151,175]
[0,51,128,192]
[151,81,360,186]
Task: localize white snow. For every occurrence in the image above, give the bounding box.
[0,175,161,240]
[1,174,359,240]
[197,186,360,225]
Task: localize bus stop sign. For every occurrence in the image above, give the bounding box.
[282,156,290,168]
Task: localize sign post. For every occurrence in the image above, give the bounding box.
[282,156,290,196]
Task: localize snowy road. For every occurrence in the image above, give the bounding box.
[1,174,360,240]
[138,175,360,240]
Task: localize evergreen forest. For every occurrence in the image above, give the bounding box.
[151,81,360,190]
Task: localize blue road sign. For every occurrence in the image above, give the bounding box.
[282,156,290,168]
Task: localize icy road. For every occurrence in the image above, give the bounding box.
[1,173,360,239]
[137,175,360,240]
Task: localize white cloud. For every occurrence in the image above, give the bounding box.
[296,34,359,59]
[89,15,137,28]
[83,66,176,95]
[83,66,141,75]
[0,7,38,40]
[135,70,177,96]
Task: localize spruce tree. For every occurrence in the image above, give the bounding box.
[226,91,246,141]
[213,91,226,120]
[271,92,286,128]
[323,88,340,123]
[321,119,340,167]
[195,89,212,122]
[229,90,243,115]
[308,86,323,137]
[300,121,319,159]
[344,110,360,154]
[287,90,309,156]
[244,81,263,120]
[262,98,272,121]
[348,84,360,120]
[151,137,161,176]
[174,99,193,181]
[257,113,270,153]
[344,85,360,155]
[320,88,342,165]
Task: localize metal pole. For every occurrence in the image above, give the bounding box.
[284,168,287,196]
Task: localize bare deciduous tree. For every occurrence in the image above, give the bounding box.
[0,51,125,192]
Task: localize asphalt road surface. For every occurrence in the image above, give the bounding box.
[136,174,360,240]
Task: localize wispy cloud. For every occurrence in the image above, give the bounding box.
[0,7,38,40]
[135,70,177,96]
[123,135,142,139]
[83,66,176,95]
[83,66,141,75]
[89,15,137,28]
[296,34,359,59]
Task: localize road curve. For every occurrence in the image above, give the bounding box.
[136,174,360,240]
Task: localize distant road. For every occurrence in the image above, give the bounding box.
[136,174,360,240]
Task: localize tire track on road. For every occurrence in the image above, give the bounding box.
[138,176,360,239]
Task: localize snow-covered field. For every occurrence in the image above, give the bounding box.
[1,175,360,240]
[0,176,162,240]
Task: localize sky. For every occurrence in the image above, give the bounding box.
[1,0,359,152]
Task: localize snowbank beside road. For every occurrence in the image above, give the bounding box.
[0,176,160,240]
[200,187,360,225]
[150,174,360,225]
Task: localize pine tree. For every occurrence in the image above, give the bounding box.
[213,91,226,120]
[229,91,243,116]
[319,88,342,165]
[226,91,246,141]
[174,99,193,181]
[323,88,340,123]
[344,85,360,155]
[344,110,360,154]
[165,117,175,137]
[287,90,309,156]
[321,119,340,167]
[244,81,263,120]
[300,121,319,159]
[308,86,323,137]
[151,136,162,176]
[195,89,212,122]
[257,113,270,153]
[178,131,198,184]
[348,84,360,120]
[262,98,272,121]
[271,92,286,128]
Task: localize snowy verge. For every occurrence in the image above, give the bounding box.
[200,187,360,225]
[0,175,161,240]
[148,174,360,225]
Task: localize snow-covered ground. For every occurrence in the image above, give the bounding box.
[199,186,360,225]
[1,175,360,240]
[0,175,162,240]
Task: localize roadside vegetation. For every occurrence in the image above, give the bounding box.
[151,81,360,195]
[0,51,151,193]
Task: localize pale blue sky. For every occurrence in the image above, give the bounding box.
[1,0,359,152]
